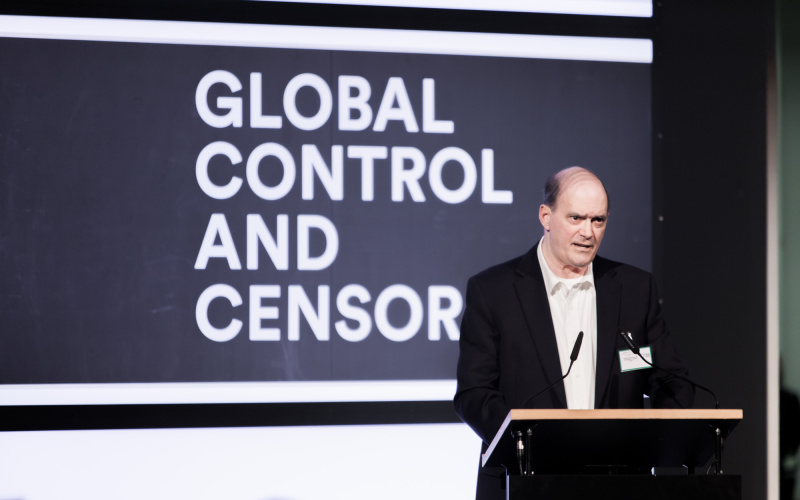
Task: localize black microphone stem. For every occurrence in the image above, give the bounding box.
[619,331,720,409]
[521,332,584,409]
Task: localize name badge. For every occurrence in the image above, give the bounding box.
[619,346,653,372]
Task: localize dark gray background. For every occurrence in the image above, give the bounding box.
[0,38,651,384]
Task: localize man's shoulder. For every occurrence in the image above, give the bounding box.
[593,255,654,283]
[471,255,524,280]
[468,246,538,286]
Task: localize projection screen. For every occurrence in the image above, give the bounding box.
[0,15,652,406]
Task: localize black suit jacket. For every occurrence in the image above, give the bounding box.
[453,243,693,500]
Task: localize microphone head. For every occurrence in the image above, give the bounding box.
[569,331,584,361]
[619,331,640,354]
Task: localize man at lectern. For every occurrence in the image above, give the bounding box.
[453,166,694,500]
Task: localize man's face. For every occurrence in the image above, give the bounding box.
[539,173,608,278]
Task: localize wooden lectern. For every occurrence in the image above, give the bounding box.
[482,409,743,500]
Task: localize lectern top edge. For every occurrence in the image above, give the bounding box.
[508,408,743,420]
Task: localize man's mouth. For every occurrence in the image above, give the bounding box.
[572,243,593,249]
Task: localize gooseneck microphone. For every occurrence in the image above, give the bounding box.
[618,331,720,409]
[522,331,584,408]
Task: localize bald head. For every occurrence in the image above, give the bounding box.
[543,167,610,213]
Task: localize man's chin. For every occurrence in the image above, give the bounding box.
[569,253,596,269]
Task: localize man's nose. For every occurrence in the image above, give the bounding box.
[578,220,593,237]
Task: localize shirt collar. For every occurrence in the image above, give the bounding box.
[537,237,595,295]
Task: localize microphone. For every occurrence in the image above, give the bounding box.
[569,331,584,362]
[618,331,720,409]
[619,331,639,355]
[522,331,584,408]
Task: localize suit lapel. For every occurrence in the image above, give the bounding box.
[593,258,621,408]
[513,245,567,408]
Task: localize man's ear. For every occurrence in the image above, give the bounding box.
[539,204,551,230]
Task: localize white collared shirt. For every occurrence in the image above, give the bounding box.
[537,240,597,409]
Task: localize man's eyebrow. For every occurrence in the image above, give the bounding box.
[566,212,607,219]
